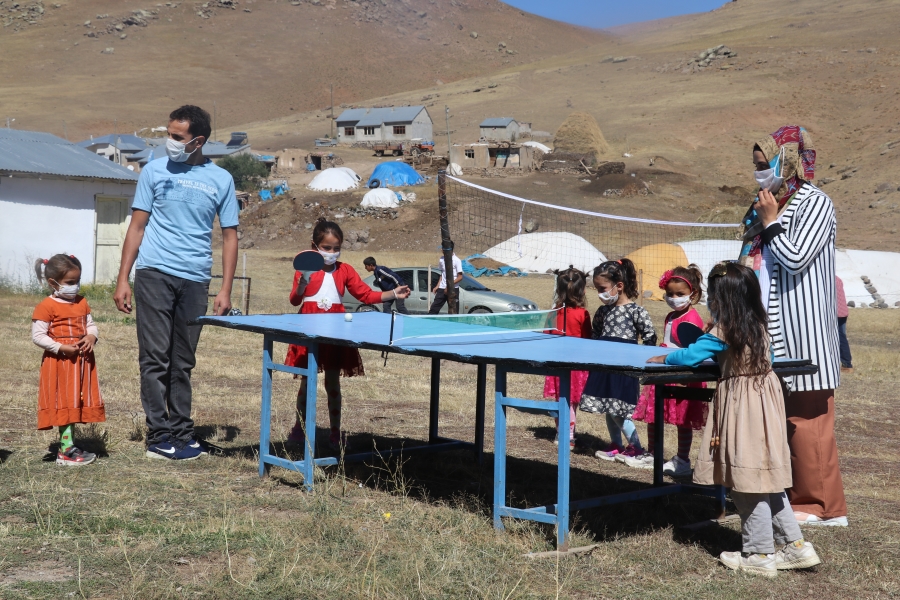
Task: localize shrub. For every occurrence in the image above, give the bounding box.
[217,154,269,191]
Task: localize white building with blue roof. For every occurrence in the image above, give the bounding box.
[335,106,432,144]
[0,129,139,285]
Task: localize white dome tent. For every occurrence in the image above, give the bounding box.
[484,232,607,274]
[307,168,360,192]
[360,188,399,208]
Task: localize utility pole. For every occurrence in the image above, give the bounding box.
[114,118,121,165]
[5,117,13,129]
[330,84,334,139]
[444,105,451,157]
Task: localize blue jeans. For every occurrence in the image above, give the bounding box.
[837,317,852,368]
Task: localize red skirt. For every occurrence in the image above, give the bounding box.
[284,303,365,377]
[632,382,708,430]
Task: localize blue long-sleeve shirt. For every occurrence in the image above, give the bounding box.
[664,334,728,367]
[372,265,405,291]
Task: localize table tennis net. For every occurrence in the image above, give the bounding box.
[390,308,562,345]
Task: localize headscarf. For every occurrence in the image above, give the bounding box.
[738,125,816,274]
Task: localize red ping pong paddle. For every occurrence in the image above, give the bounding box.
[293,250,325,280]
[675,322,704,348]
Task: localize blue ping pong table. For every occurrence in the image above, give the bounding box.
[196,311,816,550]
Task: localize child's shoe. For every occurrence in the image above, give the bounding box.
[663,455,693,477]
[774,540,821,570]
[622,452,654,469]
[553,433,576,449]
[56,446,96,466]
[329,431,349,453]
[594,443,623,461]
[286,423,306,447]
[613,445,642,463]
[718,551,777,578]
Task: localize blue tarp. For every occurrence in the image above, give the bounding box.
[462,254,526,278]
[259,190,272,201]
[273,183,289,196]
[366,162,425,188]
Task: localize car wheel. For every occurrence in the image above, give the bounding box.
[357,305,378,312]
[468,307,492,314]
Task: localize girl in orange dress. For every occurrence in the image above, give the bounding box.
[286,218,410,451]
[31,254,105,466]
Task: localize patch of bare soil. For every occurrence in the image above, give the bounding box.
[0,561,74,584]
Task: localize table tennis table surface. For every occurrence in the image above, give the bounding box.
[195,312,812,376]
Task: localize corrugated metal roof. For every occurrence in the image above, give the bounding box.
[336,106,427,126]
[0,129,139,181]
[480,118,517,128]
[138,141,250,164]
[76,133,148,152]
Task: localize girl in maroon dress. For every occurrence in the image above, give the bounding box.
[286,218,410,451]
[630,265,708,475]
[543,267,593,449]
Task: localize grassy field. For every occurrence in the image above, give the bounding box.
[1,249,898,599]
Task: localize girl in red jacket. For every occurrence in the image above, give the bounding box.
[286,218,410,451]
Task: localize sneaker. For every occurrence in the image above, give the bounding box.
[146,439,202,461]
[796,514,849,527]
[613,445,642,463]
[553,433,576,449]
[594,443,623,461]
[718,551,777,578]
[329,431,349,453]
[775,540,821,570]
[663,455,693,477]
[622,453,655,470]
[287,422,305,444]
[187,438,211,456]
[56,446,96,466]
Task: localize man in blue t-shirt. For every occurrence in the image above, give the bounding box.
[114,105,239,461]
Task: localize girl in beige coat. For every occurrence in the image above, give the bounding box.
[648,262,821,577]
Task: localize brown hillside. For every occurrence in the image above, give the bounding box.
[0,0,607,140]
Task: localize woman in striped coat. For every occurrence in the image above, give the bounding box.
[739,125,847,526]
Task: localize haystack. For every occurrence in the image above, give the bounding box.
[553,112,610,163]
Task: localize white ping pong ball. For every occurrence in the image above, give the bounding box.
[344,313,353,322]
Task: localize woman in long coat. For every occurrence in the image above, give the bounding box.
[739,125,847,526]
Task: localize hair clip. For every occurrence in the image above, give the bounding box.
[42,259,48,265]
[616,259,622,265]
[69,254,76,259]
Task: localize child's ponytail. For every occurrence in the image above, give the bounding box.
[34,255,81,286]
[553,265,587,308]
[34,258,47,283]
[593,258,639,300]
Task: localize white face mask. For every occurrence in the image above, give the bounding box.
[598,290,619,306]
[664,294,692,311]
[316,245,341,265]
[166,136,199,163]
[52,282,80,300]
[754,147,784,193]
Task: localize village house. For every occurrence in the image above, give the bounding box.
[335,106,433,144]
[77,133,148,169]
[449,142,537,171]
[132,131,252,167]
[0,129,138,285]
[478,117,531,142]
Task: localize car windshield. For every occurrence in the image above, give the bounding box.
[459,274,487,291]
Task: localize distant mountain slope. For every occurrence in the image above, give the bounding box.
[0,0,607,139]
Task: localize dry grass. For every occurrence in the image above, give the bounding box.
[552,112,612,163]
[1,250,899,598]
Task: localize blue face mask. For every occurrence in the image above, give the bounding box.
[754,147,784,193]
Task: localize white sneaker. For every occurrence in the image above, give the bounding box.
[796,514,848,527]
[663,455,693,477]
[718,551,777,578]
[775,540,821,570]
[621,453,654,470]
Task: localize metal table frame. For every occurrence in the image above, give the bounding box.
[258,332,488,487]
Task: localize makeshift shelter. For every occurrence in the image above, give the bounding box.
[367,162,424,188]
[625,240,743,300]
[0,129,138,285]
[334,166,361,182]
[360,188,400,208]
[307,168,359,192]
[484,232,606,274]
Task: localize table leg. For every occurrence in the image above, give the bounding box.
[557,371,571,550]
[429,357,440,444]
[259,336,274,478]
[303,343,319,492]
[493,367,508,530]
[474,363,487,463]
[654,383,665,486]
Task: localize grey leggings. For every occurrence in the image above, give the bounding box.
[731,491,803,554]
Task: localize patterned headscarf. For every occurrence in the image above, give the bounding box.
[739,126,816,274]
